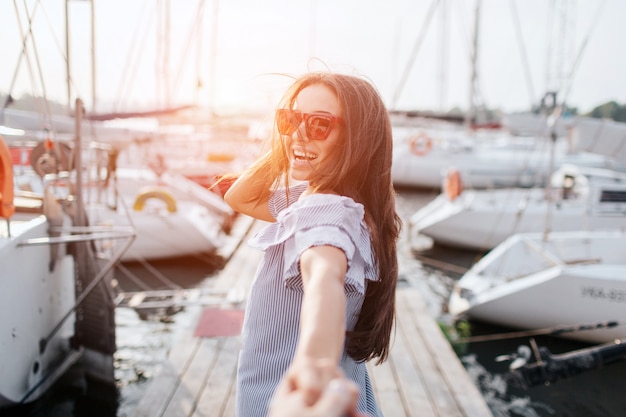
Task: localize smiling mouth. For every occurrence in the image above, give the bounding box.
[293,149,318,161]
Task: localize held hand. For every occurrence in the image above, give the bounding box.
[283,357,343,406]
[269,377,368,417]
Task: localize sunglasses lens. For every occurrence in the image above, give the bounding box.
[276,109,300,135]
[306,115,333,140]
[276,110,338,140]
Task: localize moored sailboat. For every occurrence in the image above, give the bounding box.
[448,230,626,344]
[0,101,134,408]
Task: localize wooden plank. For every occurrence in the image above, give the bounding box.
[398,289,492,417]
[131,331,201,417]
[222,381,237,417]
[408,294,492,416]
[369,355,409,417]
[193,336,240,417]
[387,324,438,417]
[162,338,222,417]
[395,289,465,417]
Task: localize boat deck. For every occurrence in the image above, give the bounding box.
[130,216,493,417]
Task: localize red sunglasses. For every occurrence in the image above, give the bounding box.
[276,109,342,141]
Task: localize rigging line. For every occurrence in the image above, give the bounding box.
[115,263,153,291]
[560,0,607,106]
[391,0,440,110]
[14,0,52,126]
[3,0,39,112]
[509,0,536,109]
[134,257,183,290]
[38,0,79,97]
[194,0,206,103]
[171,0,207,102]
[412,253,470,275]
[113,0,156,111]
[452,0,487,115]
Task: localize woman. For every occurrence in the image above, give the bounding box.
[224,72,401,417]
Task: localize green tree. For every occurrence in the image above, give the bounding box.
[586,101,626,122]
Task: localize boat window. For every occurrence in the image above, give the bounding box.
[600,190,626,203]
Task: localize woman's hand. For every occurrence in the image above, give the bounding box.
[269,373,369,417]
[282,357,343,406]
[223,151,275,222]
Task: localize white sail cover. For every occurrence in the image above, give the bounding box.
[573,117,626,164]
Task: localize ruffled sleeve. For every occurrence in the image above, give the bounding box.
[268,182,308,219]
[249,194,377,294]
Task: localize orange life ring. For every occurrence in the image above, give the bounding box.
[206,152,236,163]
[0,135,16,219]
[409,132,432,156]
[132,186,178,213]
[444,168,463,201]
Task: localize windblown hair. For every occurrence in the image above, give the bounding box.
[239,72,401,364]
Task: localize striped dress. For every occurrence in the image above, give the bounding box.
[235,184,383,417]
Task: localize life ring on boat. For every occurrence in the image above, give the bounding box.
[0,135,16,218]
[409,132,432,156]
[444,168,463,201]
[29,139,71,177]
[132,186,178,213]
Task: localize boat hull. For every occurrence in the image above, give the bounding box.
[449,231,626,344]
[0,216,78,406]
[391,125,615,189]
[410,166,626,250]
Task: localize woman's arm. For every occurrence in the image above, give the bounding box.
[284,244,348,405]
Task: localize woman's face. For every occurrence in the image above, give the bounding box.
[284,84,343,183]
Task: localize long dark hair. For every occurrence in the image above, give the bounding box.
[236,72,401,364]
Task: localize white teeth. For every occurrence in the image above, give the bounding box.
[293,149,317,160]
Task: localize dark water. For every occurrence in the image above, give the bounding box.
[4,187,625,416]
[457,323,626,417]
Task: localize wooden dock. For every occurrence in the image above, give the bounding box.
[131,216,493,417]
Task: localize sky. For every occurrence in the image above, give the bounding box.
[1,0,625,118]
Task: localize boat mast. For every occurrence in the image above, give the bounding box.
[438,0,449,112]
[90,0,96,112]
[65,0,96,113]
[465,0,480,128]
[208,0,219,116]
[65,0,71,114]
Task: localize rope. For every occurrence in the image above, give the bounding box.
[452,320,626,344]
[412,253,470,275]
[391,0,440,109]
[560,0,608,105]
[12,0,52,122]
[509,0,536,108]
[4,0,40,111]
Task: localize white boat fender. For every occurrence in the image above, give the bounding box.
[133,186,178,213]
